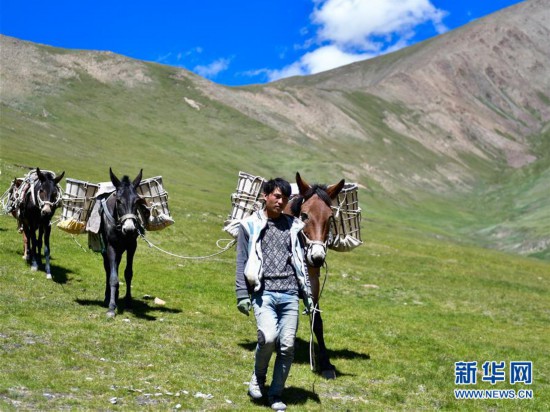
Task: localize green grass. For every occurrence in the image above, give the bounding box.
[1,212,548,410]
[1,41,550,409]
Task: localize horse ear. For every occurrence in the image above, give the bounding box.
[296,172,310,195]
[110,168,121,188]
[326,179,345,200]
[132,169,143,189]
[36,167,46,182]
[54,171,65,184]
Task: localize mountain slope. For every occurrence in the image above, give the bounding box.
[1,0,549,258]
[200,0,549,185]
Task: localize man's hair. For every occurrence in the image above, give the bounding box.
[262,178,291,197]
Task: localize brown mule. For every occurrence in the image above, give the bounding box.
[285,172,345,378]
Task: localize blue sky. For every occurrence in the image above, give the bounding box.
[1,0,524,86]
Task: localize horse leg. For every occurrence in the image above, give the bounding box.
[43,224,52,279]
[312,306,336,379]
[123,240,137,309]
[103,253,111,307]
[308,266,336,379]
[37,225,44,260]
[27,227,39,271]
[103,246,121,317]
[21,230,28,261]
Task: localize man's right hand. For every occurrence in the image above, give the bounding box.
[237,297,251,316]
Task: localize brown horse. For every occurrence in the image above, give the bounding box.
[285,172,345,379]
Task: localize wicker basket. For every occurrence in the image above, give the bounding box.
[57,179,99,234]
[329,183,362,251]
[223,171,362,251]
[136,176,174,231]
[223,171,266,237]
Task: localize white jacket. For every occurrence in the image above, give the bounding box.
[235,210,311,300]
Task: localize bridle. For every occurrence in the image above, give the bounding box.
[32,181,62,210]
[100,193,141,232]
[298,202,336,268]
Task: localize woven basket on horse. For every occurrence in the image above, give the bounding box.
[135,176,174,231]
[57,178,99,234]
[58,176,174,236]
[2,170,61,218]
[223,171,362,252]
[223,171,266,238]
[328,183,362,251]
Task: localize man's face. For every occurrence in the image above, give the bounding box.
[264,187,289,218]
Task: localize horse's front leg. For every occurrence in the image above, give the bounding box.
[37,225,44,259]
[308,266,336,379]
[123,239,137,308]
[21,229,29,261]
[43,224,52,279]
[103,246,121,317]
[26,227,39,271]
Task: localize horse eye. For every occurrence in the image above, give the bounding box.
[300,212,309,221]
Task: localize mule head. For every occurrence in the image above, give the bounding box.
[36,168,64,217]
[295,172,345,268]
[109,168,144,235]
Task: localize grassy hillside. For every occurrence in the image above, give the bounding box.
[2,33,550,258]
[1,49,550,410]
[1,195,549,410]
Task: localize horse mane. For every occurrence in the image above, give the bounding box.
[41,171,55,180]
[290,184,332,215]
[116,176,134,192]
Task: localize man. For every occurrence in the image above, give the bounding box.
[235,177,313,411]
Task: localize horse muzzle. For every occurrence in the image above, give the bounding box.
[306,241,327,268]
[120,214,138,234]
[41,204,53,217]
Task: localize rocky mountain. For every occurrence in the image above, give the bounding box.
[197,0,549,190]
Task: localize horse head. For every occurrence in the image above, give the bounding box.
[109,168,144,235]
[289,172,345,268]
[35,168,64,217]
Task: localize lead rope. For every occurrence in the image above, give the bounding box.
[308,261,329,372]
[138,230,236,260]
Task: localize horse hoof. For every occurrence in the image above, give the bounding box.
[46,273,52,280]
[321,369,337,379]
[106,310,116,318]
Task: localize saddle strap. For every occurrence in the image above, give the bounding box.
[100,198,116,225]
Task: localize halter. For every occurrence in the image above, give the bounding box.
[300,214,336,268]
[100,193,140,232]
[31,181,62,210]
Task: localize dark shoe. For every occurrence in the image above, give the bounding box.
[247,373,265,400]
[269,396,287,411]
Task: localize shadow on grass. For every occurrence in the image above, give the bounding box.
[50,264,71,284]
[9,254,72,284]
[285,386,321,406]
[238,337,370,378]
[75,297,182,321]
[246,386,320,409]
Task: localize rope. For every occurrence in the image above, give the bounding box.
[308,261,329,371]
[70,234,89,252]
[139,232,236,260]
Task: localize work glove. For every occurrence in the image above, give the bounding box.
[237,297,251,316]
[303,297,315,315]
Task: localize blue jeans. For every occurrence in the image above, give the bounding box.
[251,290,299,397]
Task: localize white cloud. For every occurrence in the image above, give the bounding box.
[268,0,447,81]
[194,57,231,79]
[268,45,374,81]
[314,0,447,48]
